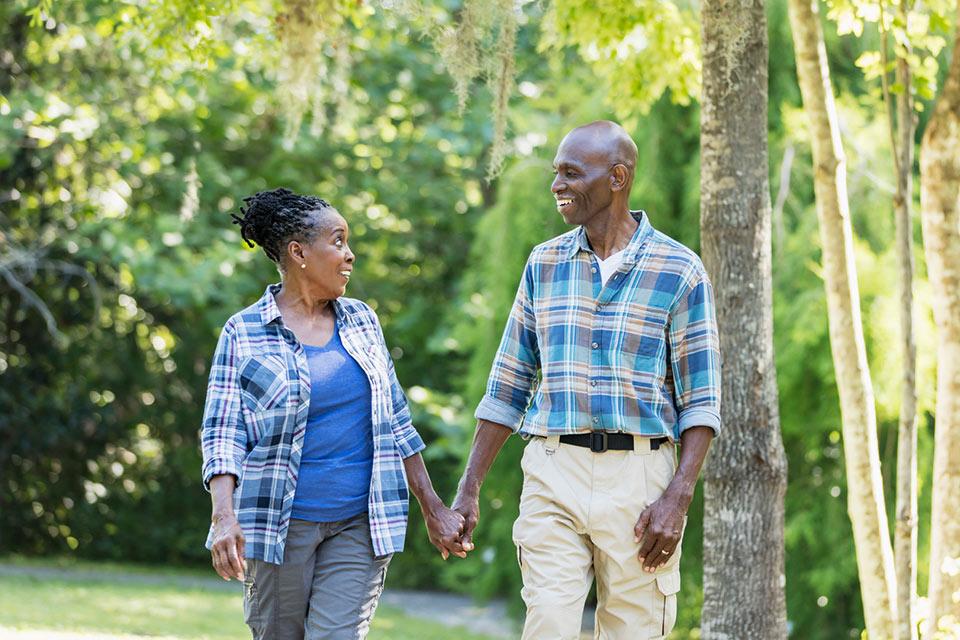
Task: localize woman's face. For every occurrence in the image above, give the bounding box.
[294,209,355,299]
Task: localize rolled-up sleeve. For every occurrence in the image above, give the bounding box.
[668,267,722,436]
[200,322,247,490]
[475,260,541,432]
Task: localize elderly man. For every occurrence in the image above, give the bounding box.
[451,121,721,639]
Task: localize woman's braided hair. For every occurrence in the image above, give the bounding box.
[230,188,331,265]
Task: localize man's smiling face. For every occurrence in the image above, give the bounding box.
[551,131,617,227]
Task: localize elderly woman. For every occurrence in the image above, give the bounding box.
[201,188,467,640]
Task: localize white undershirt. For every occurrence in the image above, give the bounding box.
[596,250,626,285]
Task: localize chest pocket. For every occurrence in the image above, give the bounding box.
[622,302,669,359]
[238,353,289,413]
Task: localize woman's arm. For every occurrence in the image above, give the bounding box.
[209,474,246,580]
[201,322,248,580]
[201,323,247,489]
[403,453,470,560]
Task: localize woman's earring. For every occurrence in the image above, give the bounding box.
[301,263,306,269]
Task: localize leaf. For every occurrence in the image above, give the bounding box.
[921,35,946,56]
[857,3,880,23]
[833,9,864,36]
[855,51,881,70]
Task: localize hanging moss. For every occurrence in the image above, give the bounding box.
[274,0,360,144]
[271,0,518,174]
[382,0,520,179]
[483,0,517,181]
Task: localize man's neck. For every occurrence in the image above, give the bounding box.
[583,207,638,260]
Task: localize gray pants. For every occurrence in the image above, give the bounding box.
[243,514,392,640]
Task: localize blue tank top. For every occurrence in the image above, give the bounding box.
[291,322,374,522]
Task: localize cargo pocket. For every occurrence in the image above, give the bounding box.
[243,574,262,636]
[358,554,393,630]
[655,570,680,637]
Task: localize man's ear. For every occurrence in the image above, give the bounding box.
[610,164,629,192]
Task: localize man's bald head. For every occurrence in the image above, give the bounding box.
[551,121,638,226]
[561,120,638,177]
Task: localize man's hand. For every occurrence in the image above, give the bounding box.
[210,512,246,581]
[423,504,468,560]
[634,490,688,573]
[451,490,480,552]
[635,427,713,572]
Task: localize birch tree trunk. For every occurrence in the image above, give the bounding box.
[699,1,788,637]
[919,5,960,633]
[787,0,898,636]
[887,19,919,640]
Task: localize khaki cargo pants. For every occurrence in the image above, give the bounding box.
[513,435,682,640]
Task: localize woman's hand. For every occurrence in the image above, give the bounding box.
[423,503,467,560]
[211,511,246,580]
[208,474,245,581]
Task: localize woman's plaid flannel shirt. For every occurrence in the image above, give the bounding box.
[201,285,425,563]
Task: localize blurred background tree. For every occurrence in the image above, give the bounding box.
[0,0,954,638]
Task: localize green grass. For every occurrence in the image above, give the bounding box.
[0,559,498,640]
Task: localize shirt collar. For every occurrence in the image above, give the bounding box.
[256,283,348,327]
[564,210,653,263]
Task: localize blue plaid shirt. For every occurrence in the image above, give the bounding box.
[201,285,425,562]
[476,211,722,438]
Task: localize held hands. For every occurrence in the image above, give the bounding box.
[210,512,246,581]
[422,491,478,561]
[423,503,472,560]
[450,490,479,555]
[634,490,688,573]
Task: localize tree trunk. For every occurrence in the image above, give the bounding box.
[888,17,919,640]
[919,4,960,634]
[787,0,898,636]
[699,1,788,638]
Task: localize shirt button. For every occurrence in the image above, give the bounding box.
[591,267,598,274]
[591,341,599,349]
[591,380,598,387]
[592,416,599,424]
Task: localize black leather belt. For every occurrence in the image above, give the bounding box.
[558,432,670,453]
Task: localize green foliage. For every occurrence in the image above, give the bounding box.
[386,0,522,180]
[0,0,489,567]
[273,0,372,141]
[539,0,701,122]
[1,2,952,639]
[827,0,955,103]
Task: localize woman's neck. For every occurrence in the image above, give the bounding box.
[275,279,333,320]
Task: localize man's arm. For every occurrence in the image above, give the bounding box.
[635,266,721,572]
[634,426,713,572]
[456,259,541,546]
[450,419,514,548]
